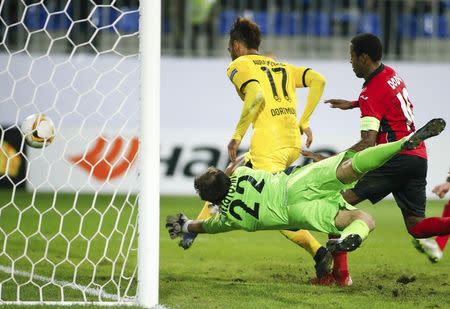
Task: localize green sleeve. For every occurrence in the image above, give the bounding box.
[202,215,241,234]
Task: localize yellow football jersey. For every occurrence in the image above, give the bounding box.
[227,54,318,153]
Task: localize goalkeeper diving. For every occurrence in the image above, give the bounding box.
[167,119,446,257]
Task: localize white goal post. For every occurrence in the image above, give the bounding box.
[139,0,160,308]
[0,0,159,307]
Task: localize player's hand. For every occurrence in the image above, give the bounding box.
[325,99,353,110]
[432,182,450,198]
[228,139,241,162]
[301,149,327,162]
[166,213,189,239]
[178,232,197,250]
[301,127,313,148]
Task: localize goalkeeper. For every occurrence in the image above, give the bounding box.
[167,119,445,255]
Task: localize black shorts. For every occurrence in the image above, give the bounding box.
[351,154,427,217]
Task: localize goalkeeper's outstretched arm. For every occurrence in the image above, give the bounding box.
[166,213,238,240]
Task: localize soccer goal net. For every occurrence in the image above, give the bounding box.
[0,0,159,306]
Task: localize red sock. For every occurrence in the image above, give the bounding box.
[409,216,450,238]
[329,235,348,277]
[436,200,450,251]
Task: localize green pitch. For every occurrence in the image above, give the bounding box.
[0,189,139,308]
[1,191,449,308]
[160,196,450,309]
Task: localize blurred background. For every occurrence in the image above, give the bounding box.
[1,0,449,60]
[0,0,448,195]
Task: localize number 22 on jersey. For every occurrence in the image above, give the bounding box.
[229,175,265,221]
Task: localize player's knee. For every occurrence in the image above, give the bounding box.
[341,190,362,206]
[404,215,425,237]
[353,210,375,231]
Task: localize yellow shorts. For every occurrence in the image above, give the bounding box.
[244,147,301,173]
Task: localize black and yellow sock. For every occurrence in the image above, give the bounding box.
[196,201,212,220]
[280,230,322,257]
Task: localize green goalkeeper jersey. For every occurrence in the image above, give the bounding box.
[201,152,356,235]
[202,166,290,233]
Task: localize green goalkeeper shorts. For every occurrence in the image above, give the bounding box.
[284,151,357,235]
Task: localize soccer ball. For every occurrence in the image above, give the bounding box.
[21,114,55,148]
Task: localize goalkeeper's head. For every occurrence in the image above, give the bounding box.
[194,167,231,205]
[228,17,261,61]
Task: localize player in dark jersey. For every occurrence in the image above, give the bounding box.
[304,33,450,285]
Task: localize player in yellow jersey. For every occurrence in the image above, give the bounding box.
[180,17,335,280]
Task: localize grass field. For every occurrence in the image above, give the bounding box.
[0,192,449,308]
[160,196,450,309]
[0,189,139,307]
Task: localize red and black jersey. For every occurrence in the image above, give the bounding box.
[355,64,427,159]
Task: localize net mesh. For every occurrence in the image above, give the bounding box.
[0,0,140,303]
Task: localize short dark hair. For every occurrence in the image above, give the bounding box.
[229,17,261,50]
[351,33,382,62]
[194,167,231,204]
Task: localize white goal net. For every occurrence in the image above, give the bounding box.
[0,0,158,306]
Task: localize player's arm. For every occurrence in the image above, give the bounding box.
[347,93,384,152]
[325,99,359,110]
[227,61,264,161]
[348,127,378,152]
[231,81,264,140]
[293,66,326,147]
[432,171,450,198]
[301,114,379,161]
[166,213,238,239]
[188,216,238,234]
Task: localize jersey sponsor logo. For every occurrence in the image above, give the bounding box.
[359,95,369,100]
[387,74,403,90]
[220,175,237,216]
[229,68,238,82]
[69,136,139,182]
[252,59,286,67]
[271,107,296,116]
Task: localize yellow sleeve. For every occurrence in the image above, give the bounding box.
[293,67,326,130]
[231,81,264,141]
[227,60,257,93]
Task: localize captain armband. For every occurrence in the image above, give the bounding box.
[360,116,380,132]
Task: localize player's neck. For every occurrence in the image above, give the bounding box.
[363,62,382,81]
[244,49,259,56]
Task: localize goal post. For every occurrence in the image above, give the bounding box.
[0,0,159,307]
[138,0,160,308]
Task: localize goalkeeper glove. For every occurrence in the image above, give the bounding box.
[166,213,190,239]
[179,232,197,250]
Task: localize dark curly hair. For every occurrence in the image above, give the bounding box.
[194,167,231,205]
[229,17,261,50]
[351,33,383,62]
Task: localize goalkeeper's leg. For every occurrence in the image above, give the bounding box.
[251,149,332,279]
[337,118,446,184]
